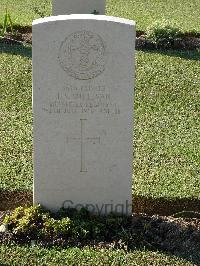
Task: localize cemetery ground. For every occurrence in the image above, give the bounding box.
[0,0,200,31]
[0,0,200,265]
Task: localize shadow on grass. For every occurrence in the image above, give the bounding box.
[0,42,32,59]
[0,190,200,216]
[133,195,200,216]
[137,48,200,61]
[0,263,10,266]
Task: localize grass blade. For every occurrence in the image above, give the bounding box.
[2,10,8,35]
[8,13,14,34]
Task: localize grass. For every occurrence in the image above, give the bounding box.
[0,45,199,201]
[0,2,200,265]
[0,0,51,27]
[134,50,200,199]
[0,0,199,32]
[107,0,200,32]
[0,245,196,266]
[0,45,32,191]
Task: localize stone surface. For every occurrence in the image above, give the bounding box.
[33,15,135,215]
[52,0,105,15]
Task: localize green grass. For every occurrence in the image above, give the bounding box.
[0,245,196,266]
[134,50,200,199]
[0,45,32,191]
[0,2,200,264]
[0,0,51,27]
[107,0,200,32]
[0,45,199,200]
[0,0,199,32]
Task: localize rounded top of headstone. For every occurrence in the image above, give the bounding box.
[32,14,135,27]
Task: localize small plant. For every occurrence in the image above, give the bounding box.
[43,217,72,238]
[146,19,182,48]
[0,8,13,37]
[4,205,51,236]
[2,205,130,246]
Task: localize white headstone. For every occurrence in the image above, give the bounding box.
[33,15,135,215]
[52,0,105,15]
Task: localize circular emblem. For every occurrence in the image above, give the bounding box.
[58,31,106,80]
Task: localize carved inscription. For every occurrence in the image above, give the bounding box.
[67,119,100,172]
[43,84,121,115]
[58,31,106,80]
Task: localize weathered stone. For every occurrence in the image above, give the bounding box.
[33,15,135,215]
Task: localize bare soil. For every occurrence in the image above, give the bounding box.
[0,191,32,211]
[1,27,200,50]
[136,35,200,50]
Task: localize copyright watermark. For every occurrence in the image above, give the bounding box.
[62,200,132,215]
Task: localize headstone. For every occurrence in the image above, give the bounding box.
[33,15,135,215]
[52,0,105,16]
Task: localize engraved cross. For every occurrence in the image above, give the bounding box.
[67,119,100,172]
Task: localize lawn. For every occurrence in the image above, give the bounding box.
[107,0,200,32]
[0,1,200,265]
[0,45,32,191]
[1,45,199,203]
[0,0,51,27]
[0,0,200,32]
[0,245,196,266]
[134,50,200,200]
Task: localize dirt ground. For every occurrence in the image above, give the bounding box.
[1,27,200,50]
